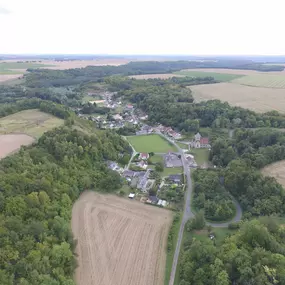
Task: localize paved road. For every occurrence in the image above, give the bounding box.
[159,133,242,285]
[123,136,137,170]
[159,134,194,285]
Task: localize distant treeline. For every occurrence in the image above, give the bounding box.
[24,60,284,88]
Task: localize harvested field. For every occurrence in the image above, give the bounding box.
[262,161,285,188]
[0,134,34,159]
[232,74,285,88]
[0,109,64,138]
[129,74,184,80]
[178,68,285,75]
[190,83,285,113]
[0,74,23,83]
[72,191,172,285]
[175,70,243,81]
[37,59,131,69]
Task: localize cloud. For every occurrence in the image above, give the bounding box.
[0,6,11,14]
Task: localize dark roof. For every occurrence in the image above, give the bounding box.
[149,196,159,203]
[123,170,135,177]
[168,174,182,181]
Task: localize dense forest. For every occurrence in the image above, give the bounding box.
[108,77,285,131]
[192,170,235,221]
[211,128,285,168]
[24,59,283,88]
[179,218,285,285]
[0,125,131,284]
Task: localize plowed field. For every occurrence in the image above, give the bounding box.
[72,192,172,285]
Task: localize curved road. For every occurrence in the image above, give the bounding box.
[159,133,242,285]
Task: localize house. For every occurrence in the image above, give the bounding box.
[139,153,149,160]
[123,170,135,178]
[164,152,183,168]
[113,114,123,121]
[137,160,148,170]
[147,196,159,204]
[190,133,211,149]
[168,174,182,184]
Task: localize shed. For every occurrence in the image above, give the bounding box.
[128,193,135,199]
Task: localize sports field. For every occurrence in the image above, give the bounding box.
[190,83,285,113]
[127,134,177,153]
[0,109,64,138]
[72,191,172,285]
[175,70,244,81]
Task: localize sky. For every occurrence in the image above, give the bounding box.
[0,0,284,55]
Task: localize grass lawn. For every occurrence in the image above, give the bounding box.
[165,214,182,285]
[127,134,177,153]
[162,167,183,177]
[150,154,164,163]
[189,148,209,166]
[174,70,243,82]
[177,142,188,149]
[0,109,64,138]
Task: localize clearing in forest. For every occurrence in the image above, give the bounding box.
[0,109,64,138]
[190,83,285,113]
[261,161,285,188]
[127,134,177,153]
[72,191,173,285]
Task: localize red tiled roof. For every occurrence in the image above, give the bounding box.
[200,137,209,144]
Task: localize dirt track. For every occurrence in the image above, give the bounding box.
[0,134,34,159]
[72,192,172,285]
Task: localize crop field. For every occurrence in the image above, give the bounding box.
[190,83,285,113]
[72,191,172,285]
[0,109,64,138]
[129,74,185,80]
[0,134,35,159]
[175,70,244,81]
[127,134,177,153]
[232,74,285,88]
[261,160,285,188]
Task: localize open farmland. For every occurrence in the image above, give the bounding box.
[190,83,285,113]
[177,68,285,75]
[0,134,34,159]
[72,191,172,285]
[0,109,64,138]
[232,74,285,88]
[129,74,184,80]
[127,134,177,153]
[261,161,285,188]
[175,70,244,81]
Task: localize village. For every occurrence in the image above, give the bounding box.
[76,89,211,209]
